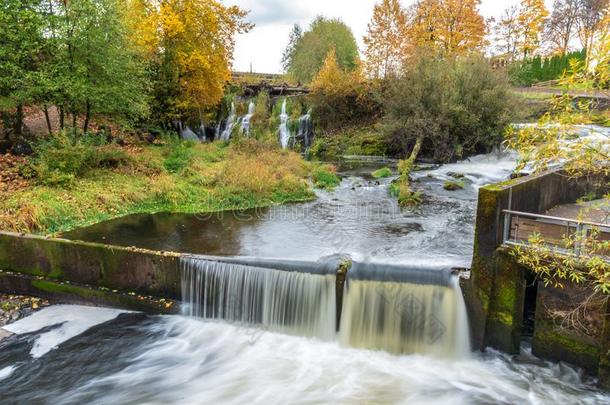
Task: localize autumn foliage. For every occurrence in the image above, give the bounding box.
[407,0,487,56]
[130,0,252,119]
[310,49,380,129]
[363,0,409,79]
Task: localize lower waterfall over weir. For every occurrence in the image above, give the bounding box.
[181,257,337,340]
[180,256,471,358]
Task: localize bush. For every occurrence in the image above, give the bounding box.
[509,50,586,87]
[384,55,515,163]
[309,49,381,130]
[31,131,130,186]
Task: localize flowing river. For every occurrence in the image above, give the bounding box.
[1,150,609,404]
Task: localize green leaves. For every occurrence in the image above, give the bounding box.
[283,17,360,84]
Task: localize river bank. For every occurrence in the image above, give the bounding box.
[0,294,50,329]
[0,137,337,235]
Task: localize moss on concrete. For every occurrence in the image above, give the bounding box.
[533,327,600,374]
[0,270,179,314]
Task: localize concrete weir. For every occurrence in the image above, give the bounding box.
[0,231,471,357]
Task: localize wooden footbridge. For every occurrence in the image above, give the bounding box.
[231,71,309,96]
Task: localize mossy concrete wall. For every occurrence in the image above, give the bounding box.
[467,169,608,352]
[0,231,182,299]
[532,282,610,388]
[0,270,179,314]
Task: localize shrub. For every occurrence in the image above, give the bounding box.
[384,55,515,163]
[310,49,381,130]
[31,131,130,186]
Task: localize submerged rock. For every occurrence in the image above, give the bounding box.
[443,180,465,191]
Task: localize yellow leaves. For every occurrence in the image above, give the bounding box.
[130,0,252,113]
[516,0,549,57]
[312,48,364,97]
[363,0,409,78]
[159,3,185,38]
[408,0,487,56]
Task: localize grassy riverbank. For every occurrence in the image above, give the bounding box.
[0,136,330,235]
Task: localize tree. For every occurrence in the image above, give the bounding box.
[51,0,150,133]
[517,0,549,58]
[283,17,360,84]
[363,0,409,79]
[131,0,252,121]
[408,0,487,56]
[384,55,514,205]
[310,49,379,129]
[493,5,521,61]
[0,0,47,137]
[545,0,579,55]
[282,24,302,73]
[576,0,610,70]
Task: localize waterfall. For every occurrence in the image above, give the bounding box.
[181,256,337,340]
[180,126,199,142]
[278,99,291,149]
[338,263,471,358]
[297,109,313,147]
[241,101,256,136]
[197,123,207,142]
[219,102,236,142]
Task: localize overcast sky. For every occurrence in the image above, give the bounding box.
[227,0,554,73]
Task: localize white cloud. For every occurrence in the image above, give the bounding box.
[227,0,554,73]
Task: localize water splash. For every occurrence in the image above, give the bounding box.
[181,257,337,340]
[219,102,236,142]
[278,99,291,149]
[241,101,256,136]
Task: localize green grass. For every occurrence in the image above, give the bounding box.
[0,139,316,234]
[372,167,392,178]
[312,165,341,190]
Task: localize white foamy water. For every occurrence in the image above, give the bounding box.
[0,366,15,381]
[413,150,518,188]
[50,316,608,405]
[3,305,124,358]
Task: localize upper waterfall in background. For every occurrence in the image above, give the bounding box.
[241,101,255,136]
[219,102,237,142]
[279,99,291,149]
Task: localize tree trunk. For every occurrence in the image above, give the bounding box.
[83,100,91,134]
[14,104,24,138]
[404,136,423,172]
[44,105,53,135]
[59,105,65,130]
[72,110,77,132]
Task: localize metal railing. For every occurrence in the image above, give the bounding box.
[502,209,610,258]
